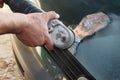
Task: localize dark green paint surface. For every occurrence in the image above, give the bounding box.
[39,1,120,80]
[39,0,120,24]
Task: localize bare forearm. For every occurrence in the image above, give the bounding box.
[0,12,27,34]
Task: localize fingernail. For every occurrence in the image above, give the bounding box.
[56,14,60,18]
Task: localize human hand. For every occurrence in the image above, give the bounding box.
[15,11,59,50]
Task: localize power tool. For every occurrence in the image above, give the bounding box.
[48,12,110,54]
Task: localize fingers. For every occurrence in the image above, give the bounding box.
[43,11,60,22]
[45,37,53,50]
[47,11,60,19]
[40,11,59,50]
[43,31,53,50]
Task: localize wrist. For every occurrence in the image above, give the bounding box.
[0,13,28,34]
[10,13,29,34]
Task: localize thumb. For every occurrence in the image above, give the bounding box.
[45,11,60,20]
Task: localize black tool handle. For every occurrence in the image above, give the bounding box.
[4,0,42,13]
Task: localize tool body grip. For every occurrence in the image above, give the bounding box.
[4,0,42,13]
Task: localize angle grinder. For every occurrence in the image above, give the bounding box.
[48,12,110,54]
[48,19,76,49]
